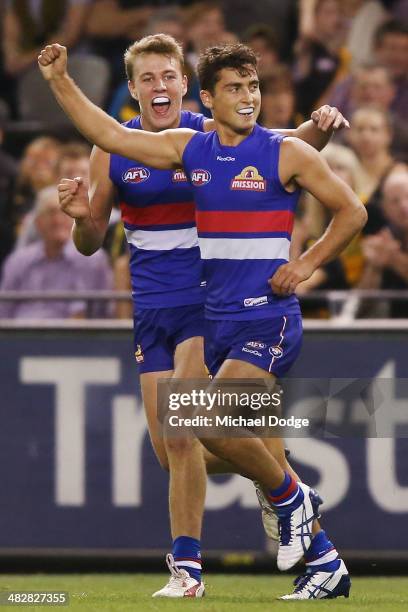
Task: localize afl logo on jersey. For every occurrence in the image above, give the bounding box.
[122,167,150,184]
[231,166,266,191]
[191,169,211,186]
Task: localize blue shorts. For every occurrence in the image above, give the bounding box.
[205,315,303,378]
[133,303,205,374]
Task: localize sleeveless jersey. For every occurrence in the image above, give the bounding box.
[110,110,205,310]
[182,124,301,320]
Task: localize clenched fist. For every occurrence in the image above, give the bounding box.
[58,177,91,221]
[38,44,68,81]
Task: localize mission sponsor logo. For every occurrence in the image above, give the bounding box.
[231,166,266,191]
[172,169,188,182]
[122,167,150,184]
[191,169,211,186]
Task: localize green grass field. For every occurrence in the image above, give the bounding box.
[0,574,407,611]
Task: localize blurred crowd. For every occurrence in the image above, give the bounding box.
[0,0,407,319]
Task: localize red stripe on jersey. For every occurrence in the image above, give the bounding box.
[196,210,294,233]
[120,201,195,226]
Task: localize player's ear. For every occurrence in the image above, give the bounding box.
[200,89,213,111]
[128,80,139,102]
[181,74,188,97]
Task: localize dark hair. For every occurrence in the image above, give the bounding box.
[197,44,258,93]
[375,19,408,48]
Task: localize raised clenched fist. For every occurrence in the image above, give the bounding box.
[38,44,68,81]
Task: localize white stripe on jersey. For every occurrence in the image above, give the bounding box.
[198,237,290,260]
[125,227,199,250]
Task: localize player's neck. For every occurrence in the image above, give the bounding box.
[140,113,182,133]
[215,121,254,147]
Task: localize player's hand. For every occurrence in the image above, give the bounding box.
[58,177,91,221]
[269,259,315,296]
[311,105,350,132]
[38,44,68,81]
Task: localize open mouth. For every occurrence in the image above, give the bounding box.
[237,107,255,116]
[151,96,171,115]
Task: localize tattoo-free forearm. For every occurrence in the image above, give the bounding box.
[299,204,366,270]
[294,119,332,151]
[72,217,105,256]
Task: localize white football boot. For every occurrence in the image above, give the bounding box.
[255,481,323,544]
[276,482,321,571]
[152,553,205,598]
[279,559,351,600]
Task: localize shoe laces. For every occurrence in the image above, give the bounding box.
[278,514,293,546]
[165,554,190,587]
[293,569,314,594]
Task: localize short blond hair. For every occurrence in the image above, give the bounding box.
[124,34,184,81]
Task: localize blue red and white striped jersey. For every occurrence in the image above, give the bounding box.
[109,110,206,310]
[182,124,301,320]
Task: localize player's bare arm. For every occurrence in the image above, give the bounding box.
[59,147,114,255]
[270,137,367,296]
[38,44,193,168]
[277,105,349,151]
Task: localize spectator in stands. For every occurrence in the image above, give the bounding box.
[329,64,408,160]
[0,102,17,267]
[184,2,237,69]
[374,19,408,119]
[13,135,61,232]
[359,170,408,316]
[346,106,400,201]
[245,24,281,78]
[343,0,389,68]
[0,186,112,319]
[56,141,130,317]
[259,66,301,129]
[86,0,154,93]
[294,0,352,118]
[57,141,92,183]
[331,64,395,118]
[330,20,408,126]
[220,0,298,60]
[2,0,90,77]
[16,141,92,249]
